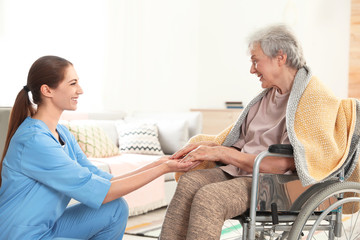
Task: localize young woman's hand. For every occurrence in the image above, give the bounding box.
[153,156,201,173]
[163,158,202,173]
[154,155,172,165]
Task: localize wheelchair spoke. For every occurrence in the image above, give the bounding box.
[352,232,360,240]
[349,202,360,239]
[342,221,349,240]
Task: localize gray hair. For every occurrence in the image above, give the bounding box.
[248,24,306,69]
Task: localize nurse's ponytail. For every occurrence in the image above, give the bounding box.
[0,56,72,186]
[0,87,34,186]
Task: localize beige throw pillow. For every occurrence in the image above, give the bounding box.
[64,122,120,158]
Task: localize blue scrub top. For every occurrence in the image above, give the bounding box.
[0,117,113,239]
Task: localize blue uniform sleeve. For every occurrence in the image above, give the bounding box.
[75,147,113,180]
[20,132,111,209]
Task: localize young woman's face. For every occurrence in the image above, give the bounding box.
[51,65,83,111]
[249,43,281,89]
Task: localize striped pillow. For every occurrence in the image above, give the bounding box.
[116,122,164,155]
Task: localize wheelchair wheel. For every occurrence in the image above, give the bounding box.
[289,180,338,211]
[278,181,339,240]
[287,181,360,240]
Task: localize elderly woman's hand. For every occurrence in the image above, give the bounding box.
[178,145,229,164]
[170,141,220,160]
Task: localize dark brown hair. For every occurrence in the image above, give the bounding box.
[0,56,72,186]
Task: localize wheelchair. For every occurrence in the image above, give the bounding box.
[232,144,360,240]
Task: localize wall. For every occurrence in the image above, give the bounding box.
[103,0,351,112]
[196,0,350,109]
[0,0,352,113]
[103,0,199,113]
[0,0,108,109]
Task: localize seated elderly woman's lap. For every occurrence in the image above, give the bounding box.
[178,168,252,220]
[180,169,252,201]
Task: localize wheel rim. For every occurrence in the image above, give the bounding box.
[307,197,360,240]
[288,182,360,240]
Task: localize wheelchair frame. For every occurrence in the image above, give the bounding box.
[235,144,360,240]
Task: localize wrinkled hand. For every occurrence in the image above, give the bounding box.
[179,145,224,164]
[171,141,219,160]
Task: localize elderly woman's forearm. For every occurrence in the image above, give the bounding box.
[219,147,256,172]
[259,157,295,174]
[220,147,294,174]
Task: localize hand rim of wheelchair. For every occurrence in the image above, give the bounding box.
[307,196,360,239]
[287,181,360,240]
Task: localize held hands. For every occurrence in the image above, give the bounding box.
[154,141,222,174]
[171,141,222,181]
[170,141,220,160]
[155,156,202,173]
[171,141,224,164]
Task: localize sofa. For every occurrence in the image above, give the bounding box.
[59,110,203,216]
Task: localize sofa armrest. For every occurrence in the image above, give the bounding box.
[0,107,11,158]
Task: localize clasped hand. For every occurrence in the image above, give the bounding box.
[155,141,223,173]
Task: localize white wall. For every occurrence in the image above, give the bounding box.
[194,0,351,108]
[0,0,351,113]
[0,0,108,109]
[103,0,199,112]
[103,0,351,112]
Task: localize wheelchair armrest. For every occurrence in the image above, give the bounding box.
[268,144,293,155]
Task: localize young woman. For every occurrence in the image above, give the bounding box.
[0,55,198,240]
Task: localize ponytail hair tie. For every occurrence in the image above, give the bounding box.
[23,85,30,93]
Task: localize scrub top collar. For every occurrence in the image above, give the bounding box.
[28,117,66,147]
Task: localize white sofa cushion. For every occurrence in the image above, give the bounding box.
[124,117,189,155]
[130,111,202,138]
[155,119,189,155]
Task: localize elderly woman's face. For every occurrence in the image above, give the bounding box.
[250,43,281,89]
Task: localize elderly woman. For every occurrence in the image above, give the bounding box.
[159,24,305,240]
[160,23,360,239]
